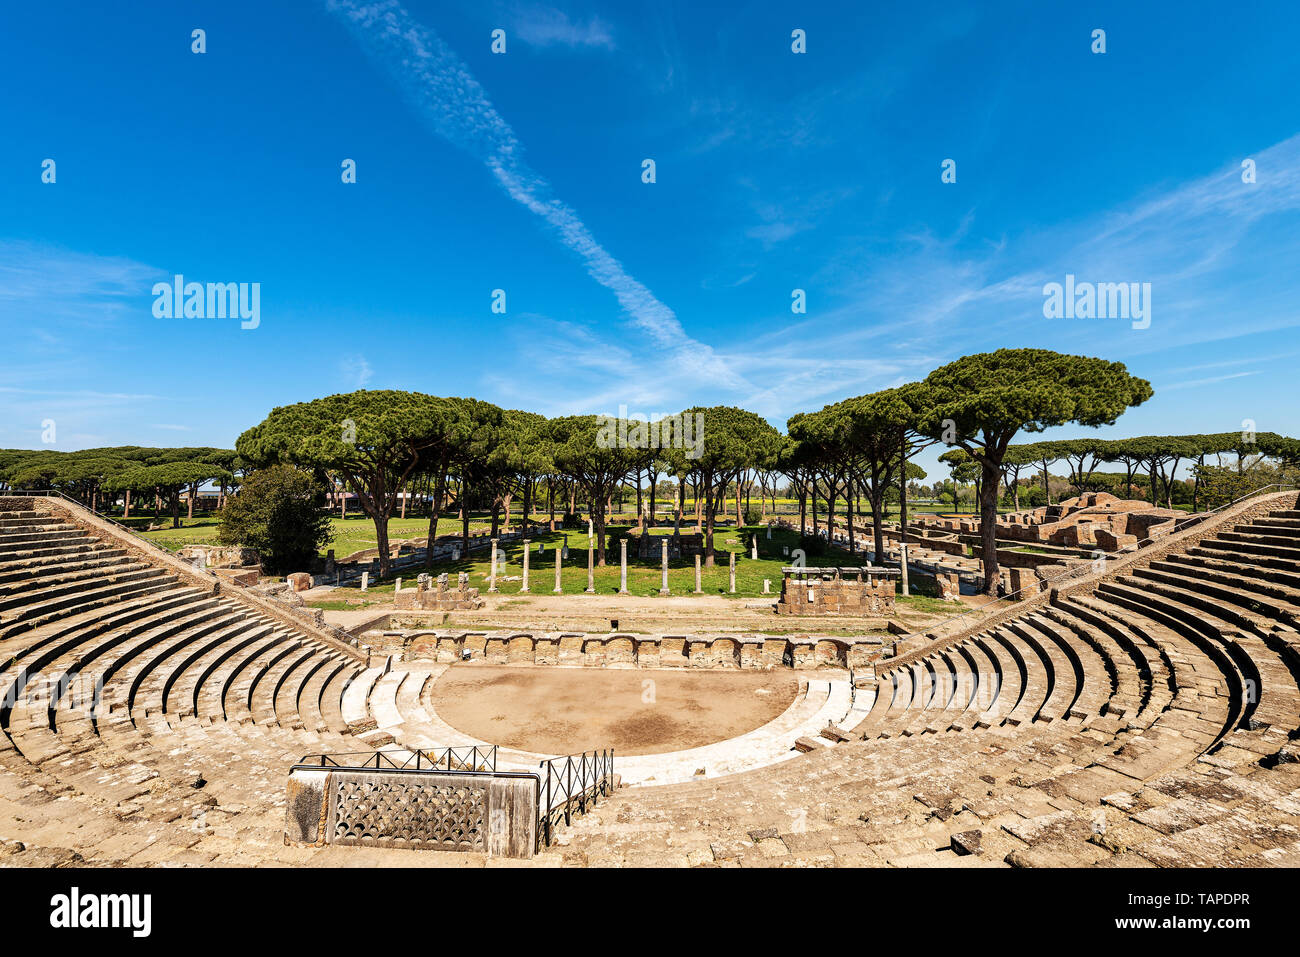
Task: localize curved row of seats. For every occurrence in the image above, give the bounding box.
[558,499,1300,867]
[4,497,1299,867]
[0,504,373,863]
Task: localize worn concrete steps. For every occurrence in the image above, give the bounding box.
[0,552,135,594]
[0,568,176,640]
[193,629,292,723]
[164,619,293,720]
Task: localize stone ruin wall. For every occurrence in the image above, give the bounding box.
[392,571,485,611]
[370,629,887,670]
[776,576,896,616]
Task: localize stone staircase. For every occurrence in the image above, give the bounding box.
[553,495,1300,867]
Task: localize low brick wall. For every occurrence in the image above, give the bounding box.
[387,629,887,670]
[776,576,895,616]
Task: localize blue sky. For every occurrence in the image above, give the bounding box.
[2,0,1298,480]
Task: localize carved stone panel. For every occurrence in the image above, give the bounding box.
[327,771,487,851]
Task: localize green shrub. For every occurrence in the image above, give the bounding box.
[217,465,332,575]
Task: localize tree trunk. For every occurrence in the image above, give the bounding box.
[704,483,716,567]
[424,472,446,569]
[595,494,607,565]
[899,442,909,550]
[845,475,856,555]
[871,490,886,564]
[827,480,837,547]
[374,514,392,579]
[979,460,1001,597]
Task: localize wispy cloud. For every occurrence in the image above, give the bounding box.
[0,240,160,331]
[340,353,373,388]
[507,4,614,50]
[0,386,165,400]
[1160,371,1260,391]
[325,0,745,392]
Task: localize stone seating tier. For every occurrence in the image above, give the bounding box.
[2,495,1300,867]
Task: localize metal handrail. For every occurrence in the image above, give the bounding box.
[538,748,615,848]
[892,482,1299,652]
[294,745,498,773]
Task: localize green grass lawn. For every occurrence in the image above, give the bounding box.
[128,509,966,607]
[133,513,496,556]
[308,525,956,605]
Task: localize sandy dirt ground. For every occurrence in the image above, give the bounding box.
[429,665,799,755]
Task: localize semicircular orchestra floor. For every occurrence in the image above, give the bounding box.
[429,666,799,756]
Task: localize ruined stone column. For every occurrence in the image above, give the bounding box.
[729,551,736,594]
[521,539,530,592]
[554,547,563,593]
[751,535,758,560]
[899,542,910,597]
[586,539,595,593]
[360,571,369,592]
[619,538,628,594]
[660,539,670,595]
[694,554,702,593]
[488,538,499,593]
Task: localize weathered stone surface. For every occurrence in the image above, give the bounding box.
[950,829,982,855]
